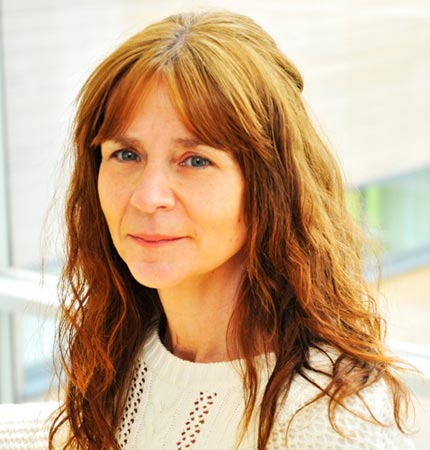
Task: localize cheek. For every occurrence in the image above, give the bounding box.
[230,179,246,227]
[234,213,248,249]
[233,188,247,245]
[211,184,246,239]
[98,170,122,228]
[97,173,110,218]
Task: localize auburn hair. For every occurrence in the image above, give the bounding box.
[50,10,411,449]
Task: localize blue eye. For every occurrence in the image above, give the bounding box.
[114,149,139,161]
[182,155,211,168]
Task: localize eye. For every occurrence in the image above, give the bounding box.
[181,155,211,168]
[113,149,140,162]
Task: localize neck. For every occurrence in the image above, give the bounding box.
[158,271,243,363]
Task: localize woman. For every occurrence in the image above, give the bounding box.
[49,10,414,450]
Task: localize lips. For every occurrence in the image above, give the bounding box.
[129,234,184,246]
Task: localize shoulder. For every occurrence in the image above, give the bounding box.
[269,347,415,449]
[0,401,59,450]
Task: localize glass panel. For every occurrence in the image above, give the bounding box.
[346,168,430,353]
[348,168,430,277]
[18,313,56,401]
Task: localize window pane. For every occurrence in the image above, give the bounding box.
[19,313,56,401]
[349,168,430,277]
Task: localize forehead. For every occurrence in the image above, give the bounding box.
[94,69,237,158]
[96,73,195,145]
[124,80,186,131]
[104,81,206,151]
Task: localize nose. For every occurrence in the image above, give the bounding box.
[130,163,175,213]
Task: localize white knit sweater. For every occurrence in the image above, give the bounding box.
[0,328,415,449]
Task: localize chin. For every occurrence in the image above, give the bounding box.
[127,264,181,290]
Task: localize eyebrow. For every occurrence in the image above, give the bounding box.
[106,135,205,150]
[174,137,205,148]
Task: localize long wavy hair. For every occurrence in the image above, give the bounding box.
[50,10,411,449]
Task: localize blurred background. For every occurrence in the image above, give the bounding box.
[0,0,429,447]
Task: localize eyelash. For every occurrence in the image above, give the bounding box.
[180,155,212,168]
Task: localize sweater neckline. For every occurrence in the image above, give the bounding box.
[140,326,275,388]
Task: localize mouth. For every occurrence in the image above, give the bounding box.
[129,234,184,246]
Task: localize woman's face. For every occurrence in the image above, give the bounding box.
[98,80,247,292]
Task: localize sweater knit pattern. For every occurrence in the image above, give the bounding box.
[117,328,414,450]
[0,401,56,450]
